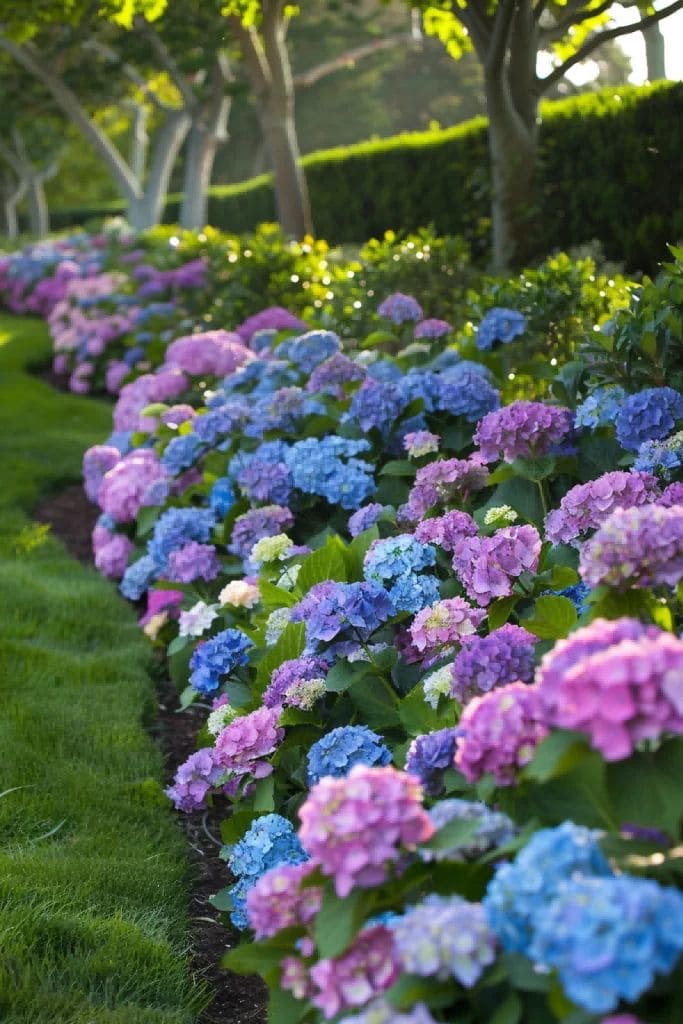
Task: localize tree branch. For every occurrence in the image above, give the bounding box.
[227,16,271,97]
[81,37,176,111]
[294,32,418,89]
[138,20,197,108]
[539,0,613,43]
[486,0,519,76]
[538,0,683,92]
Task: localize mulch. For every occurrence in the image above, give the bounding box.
[35,483,268,1024]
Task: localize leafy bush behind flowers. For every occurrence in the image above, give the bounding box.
[11,222,683,1024]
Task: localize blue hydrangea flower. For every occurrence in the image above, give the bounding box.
[365,359,403,383]
[529,875,683,1013]
[547,581,592,616]
[147,507,215,570]
[377,292,423,324]
[237,459,293,505]
[189,628,253,694]
[104,430,133,455]
[615,387,683,452]
[436,368,501,422]
[405,728,460,796]
[476,308,526,350]
[634,431,683,478]
[209,477,235,518]
[306,725,392,785]
[348,503,385,537]
[364,535,437,582]
[246,387,324,437]
[347,379,408,434]
[292,580,394,645]
[226,813,307,929]
[97,513,117,531]
[191,400,249,445]
[276,329,340,373]
[574,386,627,429]
[284,436,376,510]
[388,571,441,613]
[393,895,497,986]
[119,554,158,600]
[401,370,441,412]
[483,821,613,953]
[161,434,206,474]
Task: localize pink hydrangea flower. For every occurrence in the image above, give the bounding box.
[246,861,322,939]
[409,598,485,657]
[298,765,434,898]
[214,706,284,781]
[474,401,573,464]
[138,588,184,627]
[545,470,660,545]
[113,368,188,432]
[236,306,307,344]
[579,504,683,590]
[403,431,440,458]
[400,457,489,522]
[92,524,133,579]
[163,330,252,377]
[310,927,399,1019]
[455,682,549,785]
[98,449,170,523]
[453,525,542,606]
[414,510,478,552]
[538,627,683,761]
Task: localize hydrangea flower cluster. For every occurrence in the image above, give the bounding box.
[579,504,683,590]
[348,379,407,435]
[400,456,489,522]
[455,682,548,785]
[393,895,497,985]
[219,579,260,608]
[545,470,660,544]
[307,352,366,398]
[635,430,683,477]
[167,541,221,583]
[338,1001,439,1024]
[348,503,385,537]
[166,748,225,812]
[476,307,525,350]
[405,728,460,796]
[188,628,253,694]
[98,449,170,523]
[163,329,252,377]
[309,926,399,1020]
[537,619,683,760]
[214,706,284,783]
[414,318,451,339]
[307,726,392,786]
[147,507,216,570]
[451,625,537,704]
[615,387,683,451]
[363,534,439,612]
[409,598,485,659]
[245,860,322,939]
[482,821,613,953]
[113,368,187,433]
[229,505,295,559]
[423,799,517,862]
[435,368,501,423]
[403,430,440,458]
[92,520,133,579]
[83,444,120,502]
[574,386,626,429]
[529,875,683,1013]
[227,813,307,928]
[160,434,206,475]
[284,436,376,509]
[453,525,542,606]
[277,329,340,373]
[414,509,478,552]
[298,765,434,897]
[235,306,306,343]
[292,581,394,646]
[263,655,328,708]
[119,554,159,600]
[422,665,456,708]
[377,292,423,324]
[474,400,573,463]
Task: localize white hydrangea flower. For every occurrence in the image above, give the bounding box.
[423,665,453,709]
[178,601,219,638]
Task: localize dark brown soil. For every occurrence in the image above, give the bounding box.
[35,483,267,1024]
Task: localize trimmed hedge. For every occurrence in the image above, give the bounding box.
[51,81,683,271]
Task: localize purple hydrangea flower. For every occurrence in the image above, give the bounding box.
[414,318,452,339]
[377,292,423,324]
[263,656,329,708]
[292,581,394,645]
[98,449,170,523]
[474,401,573,464]
[393,895,497,984]
[348,503,385,537]
[214,706,284,780]
[453,525,542,607]
[400,457,489,522]
[307,352,366,397]
[235,306,307,344]
[455,682,548,785]
[310,926,399,1020]
[167,541,221,583]
[166,748,224,812]
[82,445,120,502]
[451,625,537,704]
[545,470,660,545]
[163,329,252,377]
[229,505,295,560]
[579,504,683,590]
[246,861,322,939]
[414,510,479,552]
[405,728,460,795]
[615,387,683,452]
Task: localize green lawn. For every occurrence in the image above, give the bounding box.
[0,315,204,1023]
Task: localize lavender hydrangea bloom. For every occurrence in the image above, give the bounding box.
[229,505,295,560]
[405,728,460,796]
[615,387,683,452]
[167,541,221,584]
[235,306,307,344]
[147,507,215,570]
[483,821,613,953]
[400,456,489,522]
[292,581,394,645]
[545,470,660,545]
[237,459,293,504]
[189,628,253,694]
[163,329,251,377]
[191,400,249,445]
[474,401,573,464]
[414,318,452,339]
[307,726,392,785]
[393,895,497,985]
[451,625,537,704]
[348,503,385,537]
[436,368,501,422]
[579,504,683,590]
[263,656,329,708]
[98,449,170,523]
[453,525,542,607]
[529,875,683,1014]
[377,292,423,324]
[165,747,224,812]
[82,445,120,502]
[455,682,548,784]
[423,799,517,862]
[348,379,407,434]
[307,352,366,398]
[476,307,525,350]
[414,510,478,552]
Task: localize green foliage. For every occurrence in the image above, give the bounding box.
[0,314,202,1022]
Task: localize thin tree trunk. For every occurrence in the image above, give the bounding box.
[127,109,190,230]
[27,176,48,236]
[485,73,538,272]
[180,59,233,229]
[129,101,149,184]
[641,14,667,80]
[4,177,28,239]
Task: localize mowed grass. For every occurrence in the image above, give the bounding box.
[0,315,204,1023]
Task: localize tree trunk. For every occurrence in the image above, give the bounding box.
[260,5,313,237]
[3,177,27,240]
[127,109,190,230]
[485,74,539,272]
[129,102,149,184]
[180,60,233,230]
[641,14,667,80]
[27,176,49,236]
